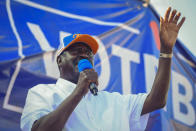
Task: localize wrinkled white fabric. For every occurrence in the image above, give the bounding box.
[21,78,149,131]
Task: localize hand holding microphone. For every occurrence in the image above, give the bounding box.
[77,59,98,96]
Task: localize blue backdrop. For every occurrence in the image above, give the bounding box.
[0,0,196,130]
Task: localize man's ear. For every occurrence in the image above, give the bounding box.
[57,56,62,67]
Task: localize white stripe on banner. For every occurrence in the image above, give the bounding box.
[6,0,25,58]
[3,59,23,113]
[177,53,196,68]
[14,0,140,34]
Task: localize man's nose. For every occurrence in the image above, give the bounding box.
[79,48,91,56]
[79,51,89,58]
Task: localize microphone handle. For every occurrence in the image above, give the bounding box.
[89,83,98,96]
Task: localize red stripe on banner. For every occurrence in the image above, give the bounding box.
[150,21,160,50]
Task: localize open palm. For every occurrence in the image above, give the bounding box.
[160,7,185,51]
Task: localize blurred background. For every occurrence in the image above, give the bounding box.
[0,0,195,131]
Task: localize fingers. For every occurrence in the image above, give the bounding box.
[82,69,98,82]
[169,9,177,22]
[86,70,98,86]
[173,12,181,24]
[177,17,186,28]
[95,81,99,86]
[164,7,171,22]
[164,7,186,29]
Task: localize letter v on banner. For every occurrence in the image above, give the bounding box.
[27,22,55,51]
[27,22,60,78]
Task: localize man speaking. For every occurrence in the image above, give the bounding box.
[21,7,185,131]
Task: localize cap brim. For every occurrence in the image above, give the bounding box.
[60,34,99,55]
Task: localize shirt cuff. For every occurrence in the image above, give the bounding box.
[131,93,149,130]
[21,111,48,131]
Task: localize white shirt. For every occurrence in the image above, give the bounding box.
[21,78,149,131]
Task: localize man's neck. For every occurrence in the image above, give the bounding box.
[60,75,78,85]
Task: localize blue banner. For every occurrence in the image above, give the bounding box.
[0,0,196,131]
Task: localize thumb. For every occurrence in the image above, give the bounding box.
[160,17,164,30]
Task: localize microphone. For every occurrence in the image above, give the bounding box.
[78,59,98,96]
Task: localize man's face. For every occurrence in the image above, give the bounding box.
[65,42,94,66]
[57,42,94,82]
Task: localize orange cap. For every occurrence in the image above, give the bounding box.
[57,34,99,57]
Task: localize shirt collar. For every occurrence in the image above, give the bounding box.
[56,78,76,94]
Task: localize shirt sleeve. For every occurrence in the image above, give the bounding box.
[114,92,149,131]
[20,85,52,131]
[128,93,149,131]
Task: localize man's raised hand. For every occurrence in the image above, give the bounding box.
[160,7,186,53]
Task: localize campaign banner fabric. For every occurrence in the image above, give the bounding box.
[0,0,196,131]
